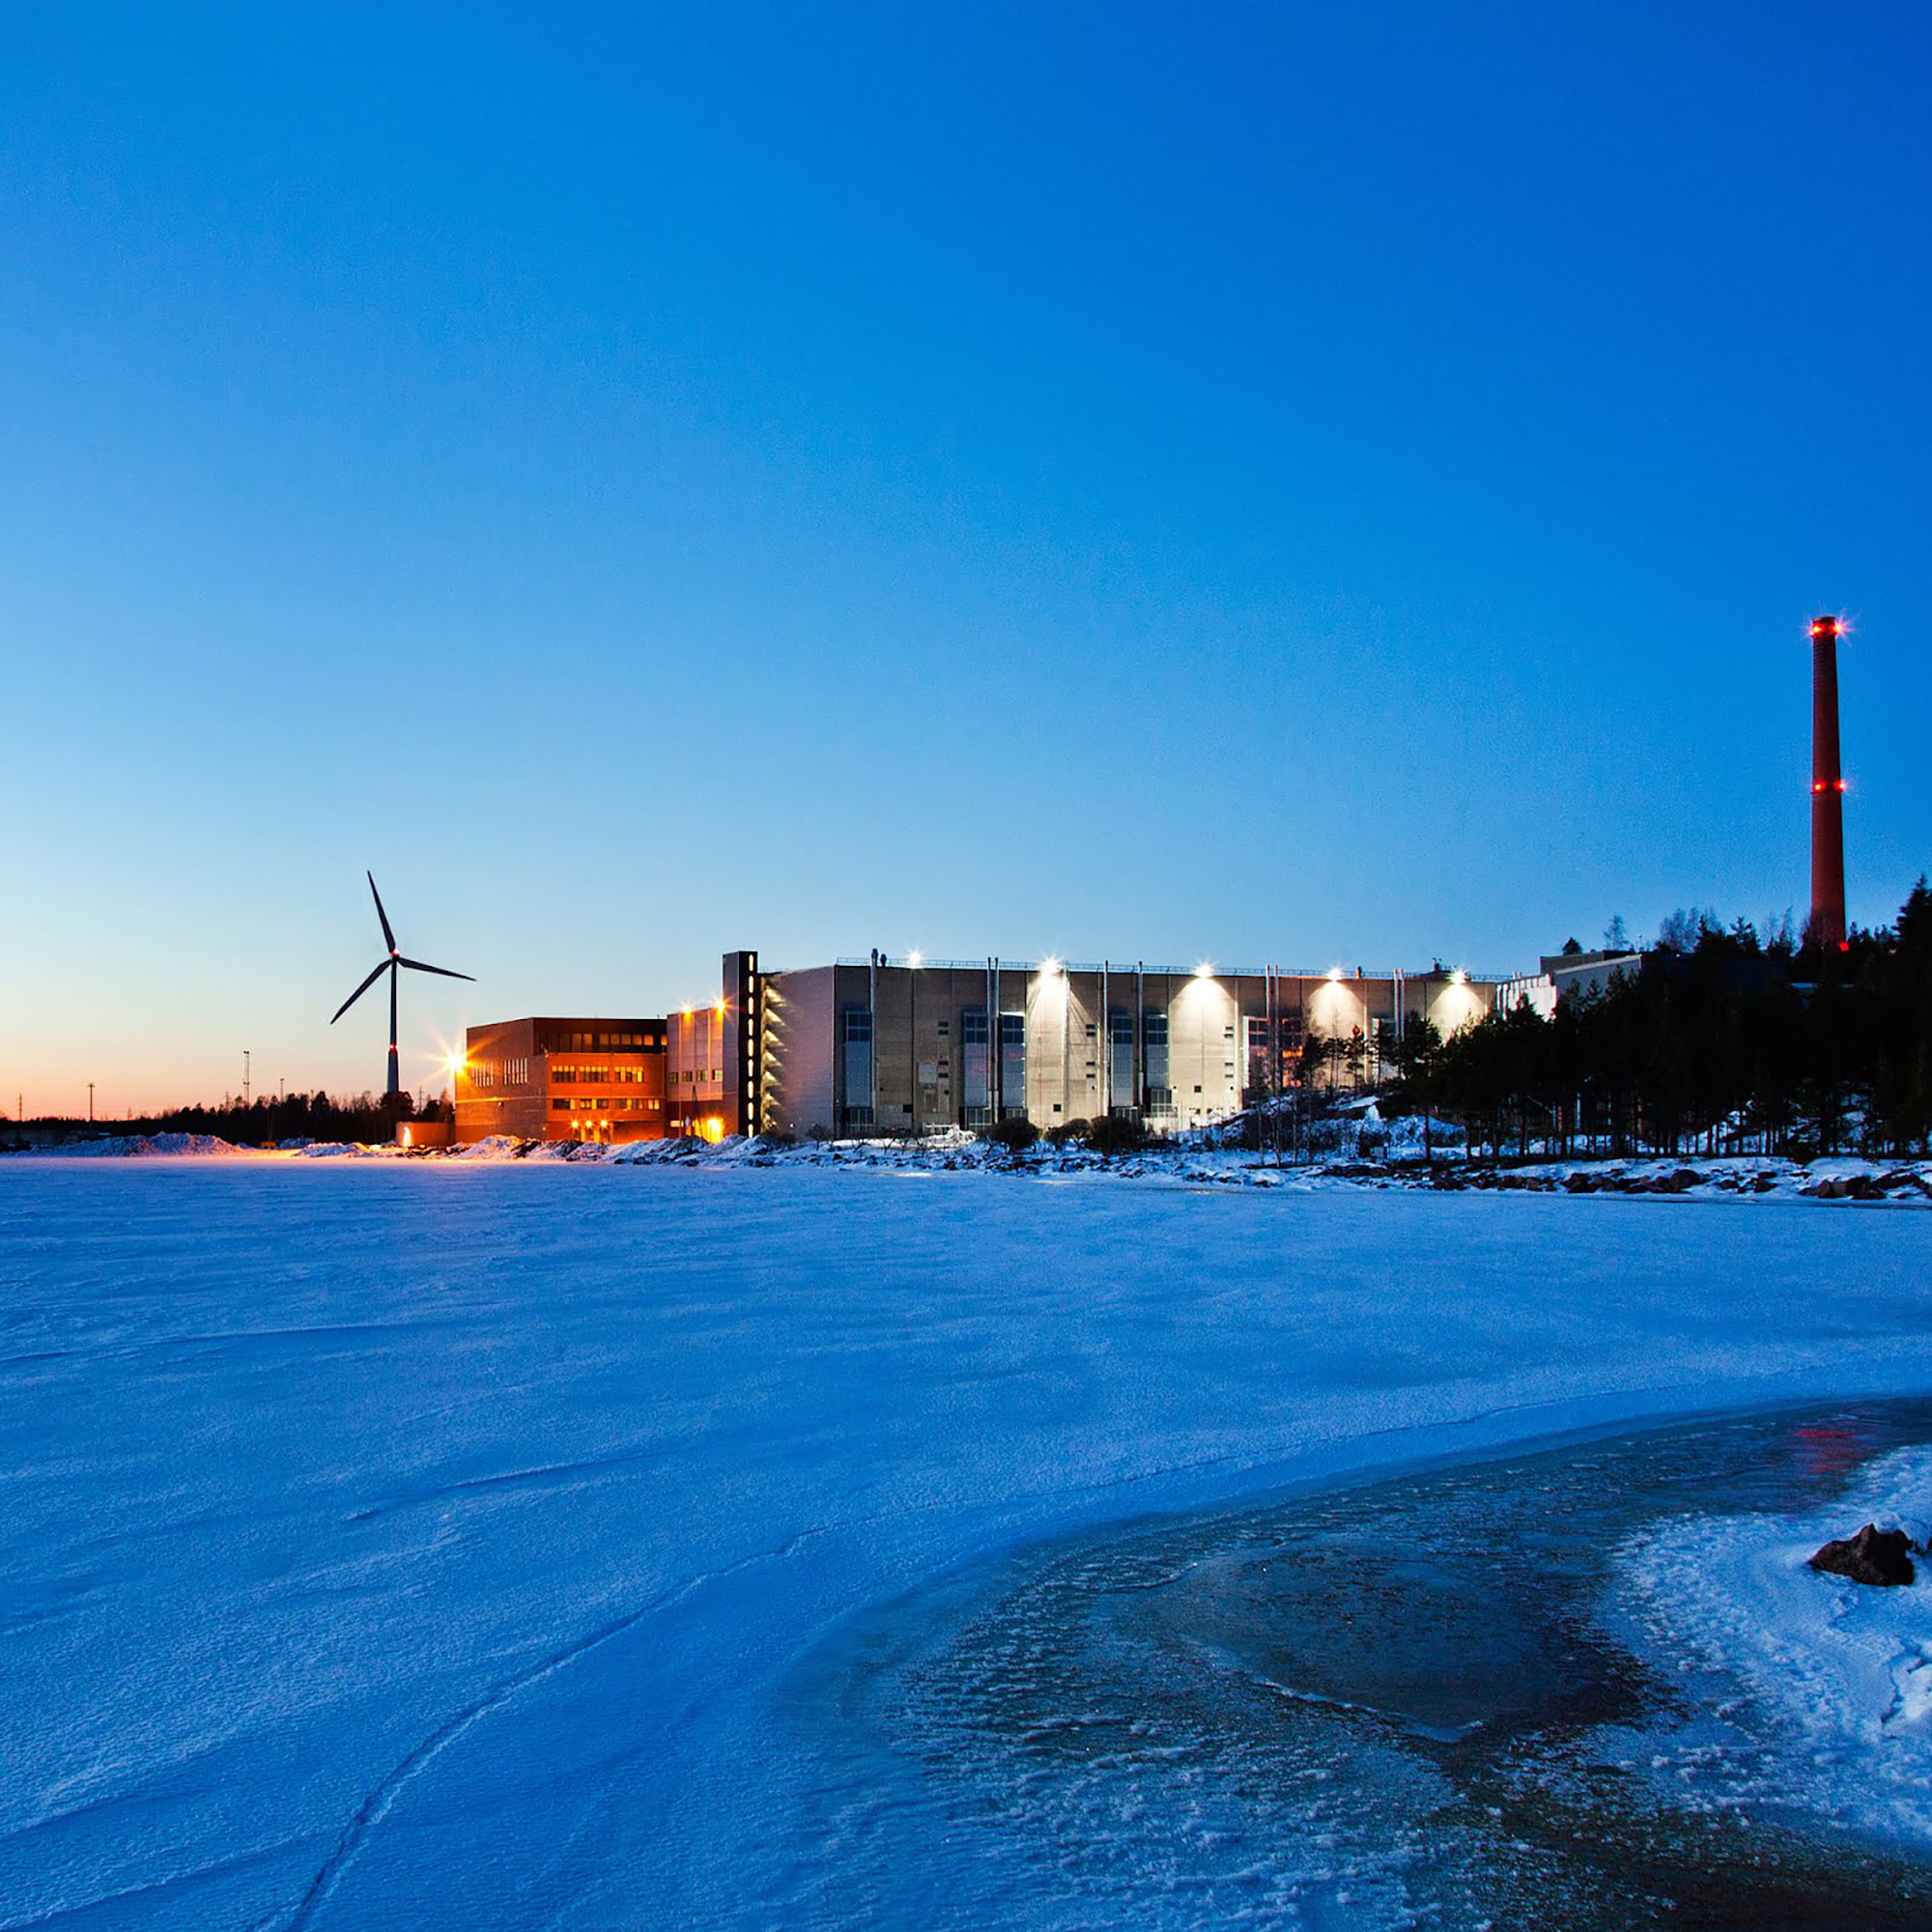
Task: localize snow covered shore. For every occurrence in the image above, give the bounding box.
[1616,1444,1932,1851]
[21,1125,1932,1206]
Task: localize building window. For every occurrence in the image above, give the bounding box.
[1243,1016,1276,1100]
[960,1008,990,1123]
[552,1099,569,1112]
[1107,1009,1134,1108]
[1143,1009,1169,1106]
[999,1012,1025,1117]
[841,1009,873,1118]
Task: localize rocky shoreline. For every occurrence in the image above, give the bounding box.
[17,1129,1932,1207]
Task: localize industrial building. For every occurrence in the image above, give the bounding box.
[456,951,1506,1145]
[453,1004,734,1145]
[454,1016,667,1145]
[752,954,1498,1139]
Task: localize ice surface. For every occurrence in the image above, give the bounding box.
[2,1161,1931,1928]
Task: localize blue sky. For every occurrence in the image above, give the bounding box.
[3,5,1928,1113]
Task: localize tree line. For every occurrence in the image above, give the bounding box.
[1368,880,1932,1160]
[23,1088,456,1149]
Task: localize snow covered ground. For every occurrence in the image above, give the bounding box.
[2,1159,1931,1928]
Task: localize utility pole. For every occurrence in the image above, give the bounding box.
[243,1051,251,1107]
[88,1082,95,1122]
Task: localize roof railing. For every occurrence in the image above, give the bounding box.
[825,956,1521,982]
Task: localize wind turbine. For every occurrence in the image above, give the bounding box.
[330,872,474,1096]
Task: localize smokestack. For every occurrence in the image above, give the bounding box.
[1808,615,1847,949]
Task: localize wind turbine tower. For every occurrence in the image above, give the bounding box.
[331,873,475,1096]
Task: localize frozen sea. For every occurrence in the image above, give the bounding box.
[3,1159,1932,1929]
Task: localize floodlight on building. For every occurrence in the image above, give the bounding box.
[1194,961,1213,979]
[1325,967,1344,982]
[715,997,726,1017]
[682,1002,694,1018]
[1040,955,1062,977]
[1450,969,1468,986]
[908,949,923,969]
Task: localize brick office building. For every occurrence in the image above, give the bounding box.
[454,1017,667,1145]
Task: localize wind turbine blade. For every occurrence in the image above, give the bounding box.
[330,958,392,1024]
[396,957,476,982]
[367,871,397,953]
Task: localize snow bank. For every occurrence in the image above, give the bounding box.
[35,1131,243,1157]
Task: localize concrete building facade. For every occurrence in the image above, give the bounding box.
[748,955,1501,1140]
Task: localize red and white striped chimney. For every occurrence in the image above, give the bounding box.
[1808,615,1847,949]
